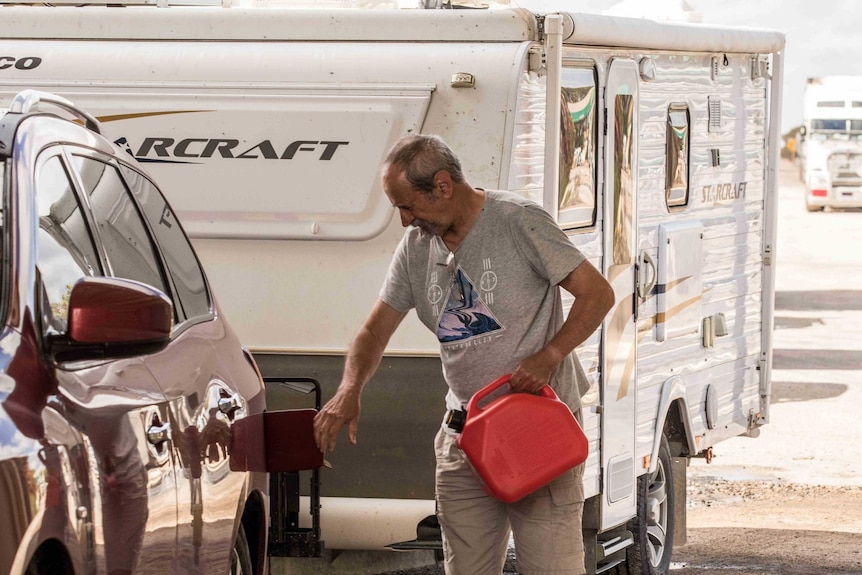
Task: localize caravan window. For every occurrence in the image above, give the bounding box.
[558,65,598,229]
[665,105,690,210]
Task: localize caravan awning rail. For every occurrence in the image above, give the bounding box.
[0,7,784,53]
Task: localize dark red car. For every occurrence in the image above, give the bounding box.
[0,90,271,575]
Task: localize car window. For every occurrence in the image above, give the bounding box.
[35,154,100,333]
[71,155,168,296]
[120,165,211,321]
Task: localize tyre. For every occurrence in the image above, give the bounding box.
[806,202,824,212]
[619,435,675,575]
[231,523,254,575]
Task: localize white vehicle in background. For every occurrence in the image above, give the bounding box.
[0,3,784,574]
[798,76,862,211]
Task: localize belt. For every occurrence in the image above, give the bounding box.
[444,408,466,433]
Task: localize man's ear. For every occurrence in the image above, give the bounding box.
[434,170,454,198]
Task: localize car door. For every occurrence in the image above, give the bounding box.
[117,163,249,574]
[35,147,179,574]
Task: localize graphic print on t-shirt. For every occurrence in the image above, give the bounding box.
[437,267,503,343]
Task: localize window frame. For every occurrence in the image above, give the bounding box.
[117,161,213,327]
[557,61,599,231]
[68,149,172,299]
[0,159,9,326]
[32,147,104,342]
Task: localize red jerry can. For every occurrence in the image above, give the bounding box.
[456,374,588,503]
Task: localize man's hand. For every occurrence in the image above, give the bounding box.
[509,347,563,394]
[313,388,361,453]
[312,299,406,453]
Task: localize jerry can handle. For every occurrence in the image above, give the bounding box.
[466,373,558,414]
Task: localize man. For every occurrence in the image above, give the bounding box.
[313,134,614,575]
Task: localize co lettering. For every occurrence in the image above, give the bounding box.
[0,57,43,71]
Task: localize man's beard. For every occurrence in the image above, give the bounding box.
[414,219,446,237]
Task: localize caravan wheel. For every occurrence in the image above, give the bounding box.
[618,435,675,575]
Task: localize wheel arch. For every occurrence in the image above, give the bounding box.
[648,376,697,474]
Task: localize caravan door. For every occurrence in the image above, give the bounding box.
[600,58,638,530]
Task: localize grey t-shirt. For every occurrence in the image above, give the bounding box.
[379,190,590,413]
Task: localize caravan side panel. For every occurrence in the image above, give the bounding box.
[634,52,770,460]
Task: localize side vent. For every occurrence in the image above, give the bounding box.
[708,96,721,132]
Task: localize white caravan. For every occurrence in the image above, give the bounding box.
[0,5,784,574]
[798,76,862,211]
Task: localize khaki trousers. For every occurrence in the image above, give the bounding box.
[434,428,586,575]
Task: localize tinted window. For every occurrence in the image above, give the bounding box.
[666,105,690,209]
[35,155,100,332]
[613,94,634,267]
[120,165,210,321]
[72,155,168,295]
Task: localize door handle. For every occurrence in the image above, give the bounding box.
[637,251,657,299]
[218,393,242,418]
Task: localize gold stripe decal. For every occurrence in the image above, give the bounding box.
[607,263,629,284]
[663,275,692,293]
[616,339,636,401]
[655,295,702,325]
[95,110,207,123]
[604,292,636,401]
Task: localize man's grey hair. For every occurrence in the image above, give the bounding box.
[383,134,466,194]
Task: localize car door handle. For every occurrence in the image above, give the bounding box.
[218,393,242,417]
[147,422,170,446]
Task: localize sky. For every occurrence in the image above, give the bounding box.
[511,0,862,134]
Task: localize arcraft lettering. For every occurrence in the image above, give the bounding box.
[134,137,348,161]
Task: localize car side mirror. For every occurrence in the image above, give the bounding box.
[50,276,173,362]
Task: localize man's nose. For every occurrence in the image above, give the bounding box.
[399,208,413,227]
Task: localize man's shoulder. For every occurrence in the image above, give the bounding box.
[485,190,554,222]
[485,189,538,209]
[485,190,543,212]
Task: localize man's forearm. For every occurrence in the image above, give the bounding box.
[547,262,615,361]
[338,325,389,396]
[546,291,614,362]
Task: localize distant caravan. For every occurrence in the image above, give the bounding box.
[0,4,784,574]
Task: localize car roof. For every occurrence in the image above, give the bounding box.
[0,90,115,160]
